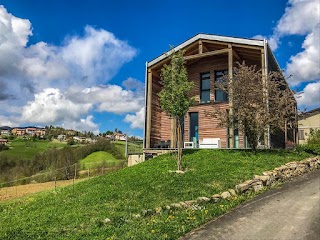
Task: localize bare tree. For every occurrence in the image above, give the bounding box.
[215,62,296,151]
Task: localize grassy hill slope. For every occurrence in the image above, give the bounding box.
[0,139,66,160]
[0,149,312,239]
[79,151,121,170]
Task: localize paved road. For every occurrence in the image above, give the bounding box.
[181,169,320,240]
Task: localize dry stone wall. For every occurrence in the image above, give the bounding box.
[235,156,320,194]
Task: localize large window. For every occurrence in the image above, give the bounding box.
[200,72,210,103]
[215,70,228,102]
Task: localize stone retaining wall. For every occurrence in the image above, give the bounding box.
[235,156,320,194]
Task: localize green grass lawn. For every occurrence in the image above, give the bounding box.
[0,139,67,160]
[0,149,313,239]
[113,141,126,156]
[79,151,121,170]
[113,140,143,157]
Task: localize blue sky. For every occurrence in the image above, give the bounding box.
[0,0,319,137]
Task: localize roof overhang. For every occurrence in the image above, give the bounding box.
[147,33,265,68]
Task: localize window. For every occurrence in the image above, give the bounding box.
[298,130,304,140]
[214,70,228,102]
[200,73,210,103]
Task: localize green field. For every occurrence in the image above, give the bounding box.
[0,139,67,160]
[113,141,126,156]
[113,140,143,156]
[79,151,121,170]
[0,149,313,239]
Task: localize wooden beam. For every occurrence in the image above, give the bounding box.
[228,44,234,148]
[201,39,229,47]
[232,43,263,50]
[233,49,240,61]
[146,69,153,148]
[261,49,269,147]
[202,42,208,52]
[199,40,203,54]
[149,58,170,71]
[150,41,199,71]
[184,48,228,61]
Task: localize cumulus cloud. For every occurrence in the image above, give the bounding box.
[0,5,31,48]
[258,0,320,110]
[0,5,139,132]
[252,35,279,51]
[21,88,92,124]
[124,107,145,129]
[0,115,20,127]
[295,81,320,110]
[285,25,320,85]
[67,85,144,114]
[122,77,144,90]
[270,0,320,87]
[62,115,100,135]
[275,0,320,36]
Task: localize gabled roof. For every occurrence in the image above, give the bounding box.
[299,107,320,119]
[147,33,266,68]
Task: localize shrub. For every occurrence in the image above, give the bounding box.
[298,129,320,155]
[0,144,9,151]
[307,129,320,145]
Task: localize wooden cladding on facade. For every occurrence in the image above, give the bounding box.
[145,34,283,149]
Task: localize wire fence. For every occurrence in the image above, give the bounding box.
[126,140,143,155]
[0,160,127,201]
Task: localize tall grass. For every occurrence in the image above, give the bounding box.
[0,149,312,239]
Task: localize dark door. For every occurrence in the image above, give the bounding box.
[189,112,199,145]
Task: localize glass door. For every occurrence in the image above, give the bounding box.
[189,112,199,147]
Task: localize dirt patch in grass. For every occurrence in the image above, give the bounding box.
[0,179,85,201]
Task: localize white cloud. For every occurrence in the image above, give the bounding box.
[252,35,279,51]
[21,88,92,124]
[285,25,320,86]
[260,0,320,111]
[122,77,144,90]
[295,81,320,110]
[62,115,99,135]
[67,85,144,114]
[273,0,320,87]
[0,115,20,127]
[20,84,145,130]
[276,0,320,36]
[60,26,137,86]
[124,107,145,129]
[0,5,31,48]
[0,5,139,132]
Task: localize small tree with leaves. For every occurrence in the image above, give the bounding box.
[158,49,195,171]
[215,62,296,151]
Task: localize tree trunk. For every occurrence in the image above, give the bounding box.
[177,118,182,171]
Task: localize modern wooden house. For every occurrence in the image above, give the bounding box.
[144,34,296,151]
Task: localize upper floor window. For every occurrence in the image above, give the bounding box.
[215,70,228,102]
[200,72,210,103]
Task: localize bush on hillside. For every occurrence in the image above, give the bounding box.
[0,144,9,151]
[0,138,124,184]
[296,129,320,155]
